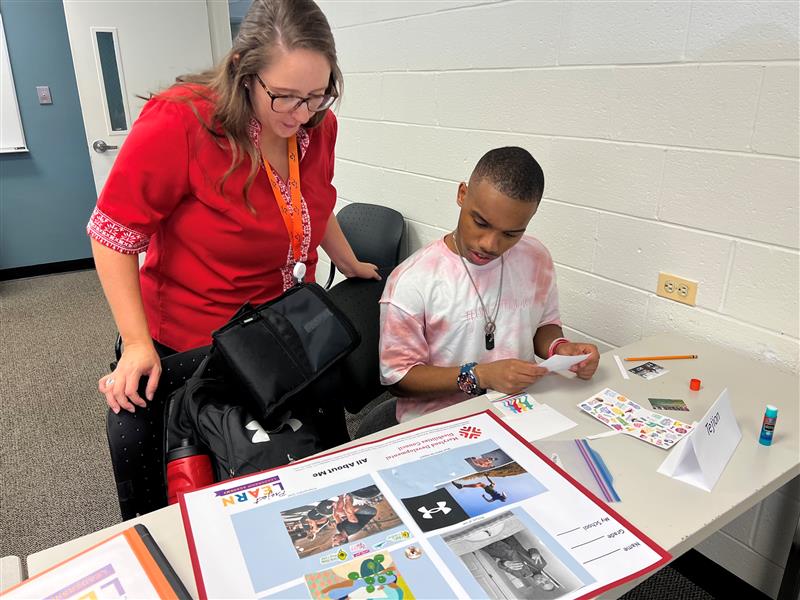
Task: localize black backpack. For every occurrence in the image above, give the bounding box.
[165,354,347,482]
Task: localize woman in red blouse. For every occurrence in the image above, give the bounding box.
[88,0,378,415]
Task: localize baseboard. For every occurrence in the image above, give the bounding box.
[673,549,772,599]
[0,258,95,281]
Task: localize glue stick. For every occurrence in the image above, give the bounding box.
[758,405,778,446]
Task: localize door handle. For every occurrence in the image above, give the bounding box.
[92,139,119,153]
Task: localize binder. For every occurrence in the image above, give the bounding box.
[2,525,190,599]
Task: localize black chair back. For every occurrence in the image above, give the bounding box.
[105,345,209,520]
[325,203,405,288]
[325,277,388,415]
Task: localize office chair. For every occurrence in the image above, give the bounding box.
[354,397,399,438]
[105,345,210,520]
[325,277,390,417]
[321,203,406,420]
[324,203,405,289]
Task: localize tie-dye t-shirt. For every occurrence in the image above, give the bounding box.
[379,236,562,423]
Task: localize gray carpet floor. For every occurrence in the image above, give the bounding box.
[0,270,715,599]
[1,270,120,558]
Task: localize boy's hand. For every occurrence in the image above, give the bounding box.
[475,359,548,394]
[556,342,600,379]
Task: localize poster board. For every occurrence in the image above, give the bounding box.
[0,14,28,153]
[181,410,670,599]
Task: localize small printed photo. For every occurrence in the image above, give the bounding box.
[439,462,547,519]
[628,361,669,380]
[648,398,689,412]
[443,512,583,599]
[304,550,415,600]
[281,485,402,559]
[465,449,513,472]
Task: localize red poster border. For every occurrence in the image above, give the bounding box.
[180,409,671,600]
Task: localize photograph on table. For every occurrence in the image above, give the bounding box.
[648,398,689,412]
[440,511,586,599]
[304,550,415,600]
[628,361,668,380]
[280,485,403,559]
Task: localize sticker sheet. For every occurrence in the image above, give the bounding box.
[578,388,693,449]
[180,411,670,600]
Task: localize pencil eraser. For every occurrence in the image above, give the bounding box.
[689,378,701,391]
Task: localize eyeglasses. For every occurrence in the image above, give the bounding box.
[254,74,337,113]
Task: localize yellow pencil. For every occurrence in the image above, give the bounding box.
[624,354,698,361]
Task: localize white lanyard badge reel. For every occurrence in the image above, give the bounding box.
[292,262,306,285]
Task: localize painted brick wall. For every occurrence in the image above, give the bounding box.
[315,2,799,596]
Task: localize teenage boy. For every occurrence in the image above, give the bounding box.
[379,147,599,423]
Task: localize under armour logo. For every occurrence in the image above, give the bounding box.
[417,502,451,519]
[245,417,302,444]
[245,420,270,443]
[284,418,302,432]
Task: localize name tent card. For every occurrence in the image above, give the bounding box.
[658,388,741,492]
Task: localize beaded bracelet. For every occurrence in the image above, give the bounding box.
[457,362,485,396]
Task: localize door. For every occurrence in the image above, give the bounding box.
[62,0,227,195]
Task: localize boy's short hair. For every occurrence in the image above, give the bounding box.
[470,147,544,203]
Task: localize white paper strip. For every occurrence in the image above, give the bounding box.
[613,355,630,379]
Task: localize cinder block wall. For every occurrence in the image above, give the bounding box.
[316,2,798,596]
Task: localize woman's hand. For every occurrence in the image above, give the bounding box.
[319,218,382,281]
[99,341,162,414]
[342,260,381,280]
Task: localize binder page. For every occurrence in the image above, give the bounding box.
[2,529,164,599]
[180,411,670,599]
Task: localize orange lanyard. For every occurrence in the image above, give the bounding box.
[263,135,303,263]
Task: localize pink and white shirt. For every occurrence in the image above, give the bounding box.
[379,236,562,423]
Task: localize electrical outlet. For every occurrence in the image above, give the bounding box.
[657,272,698,306]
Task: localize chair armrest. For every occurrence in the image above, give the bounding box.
[324,262,336,290]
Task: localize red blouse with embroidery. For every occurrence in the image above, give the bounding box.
[87,85,338,351]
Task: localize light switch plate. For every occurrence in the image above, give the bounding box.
[36,86,52,105]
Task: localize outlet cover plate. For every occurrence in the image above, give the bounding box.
[657,272,698,306]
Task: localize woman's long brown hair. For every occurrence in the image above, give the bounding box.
[159,0,343,209]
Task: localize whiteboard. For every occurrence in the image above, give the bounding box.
[0,14,28,153]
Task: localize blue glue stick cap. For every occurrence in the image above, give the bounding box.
[765,405,778,418]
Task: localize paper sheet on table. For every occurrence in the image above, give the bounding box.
[539,353,591,372]
[503,403,578,441]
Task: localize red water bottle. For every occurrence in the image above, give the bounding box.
[166,438,215,504]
